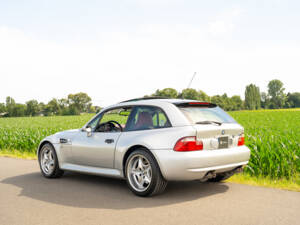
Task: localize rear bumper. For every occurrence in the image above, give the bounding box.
[152,145,250,181]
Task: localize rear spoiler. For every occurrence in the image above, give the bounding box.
[173,102,217,108]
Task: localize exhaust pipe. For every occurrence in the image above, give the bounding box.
[199,166,244,182]
[234,166,243,174]
[206,171,217,179]
[200,171,216,181]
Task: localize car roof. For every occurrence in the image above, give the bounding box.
[102,98,214,110]
[120,97,198,104]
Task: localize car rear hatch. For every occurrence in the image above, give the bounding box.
[174,101,244,150]
[194,123,244,150]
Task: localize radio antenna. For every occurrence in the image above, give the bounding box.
[187,72,197,89]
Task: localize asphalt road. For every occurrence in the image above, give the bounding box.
[0,157,299,225]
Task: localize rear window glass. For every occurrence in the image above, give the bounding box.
[178,106,236,124]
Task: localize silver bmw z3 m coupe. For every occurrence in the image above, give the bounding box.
[38,97,250,196]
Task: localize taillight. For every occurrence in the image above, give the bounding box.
[174,136,203,151]
[238,135,245,146]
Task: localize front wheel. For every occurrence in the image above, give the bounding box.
[39,143,64,178]
[125,149,167,197]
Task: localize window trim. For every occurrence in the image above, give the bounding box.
[124,105,172,132]
[84,104,173,133]
[86,106,132,133]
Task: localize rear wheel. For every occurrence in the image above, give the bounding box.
[39,143,64,178]
[125,149,167,197]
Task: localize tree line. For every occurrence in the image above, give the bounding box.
[0,92,100,117]
[147,79,300,111]
[0,79,299,117]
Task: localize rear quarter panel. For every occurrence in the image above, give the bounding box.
[114,126,196,171]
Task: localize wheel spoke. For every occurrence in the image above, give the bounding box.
[44,151,49,160]
[133,174,143,188]
[48,151,52,160]
[143,175,151,185]
[137,157,144,170]
[49,160,54,166]
[45,163,49,171]
[131,169,139,176]
[137,174,143,184]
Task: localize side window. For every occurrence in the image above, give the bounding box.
[126,106,171,131]
[87,114,102,130]
[88,107,132,132]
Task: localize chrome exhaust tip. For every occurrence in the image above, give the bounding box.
[235,166,243,173]
[199,171,216,182]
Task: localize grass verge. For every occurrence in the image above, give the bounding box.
[227,173,300,192]
[0,149,36,160]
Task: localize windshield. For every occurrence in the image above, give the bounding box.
[178,106,237,124]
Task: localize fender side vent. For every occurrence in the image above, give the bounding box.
[59,138,68,144]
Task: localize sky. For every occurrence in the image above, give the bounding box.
[0,0,300,107]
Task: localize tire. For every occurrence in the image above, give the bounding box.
[39,143,64,178]
[125,149,167,197]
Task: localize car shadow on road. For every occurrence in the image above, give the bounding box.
[2,171,229,209]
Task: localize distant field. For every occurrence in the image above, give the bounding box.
[0,109,299,180]
[0,115,93,152]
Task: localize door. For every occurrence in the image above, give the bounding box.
[71,106,132,168]
[71,131,121,168]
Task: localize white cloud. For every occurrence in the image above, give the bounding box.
[208,7,243,36]
[209,21,234,36]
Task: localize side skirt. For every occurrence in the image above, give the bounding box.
[60,163,123,178]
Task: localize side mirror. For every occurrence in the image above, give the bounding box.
[86,127,92,137]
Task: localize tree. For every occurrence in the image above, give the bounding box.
[58,98,69,115]
[286,92,300,108]
[260,92,270,109]
[46,98,61,115]
[230,95,243,111]
[5,96,15,116]
[153,88,178,98]
[211,95,225,109]
[38,102,46,115]
[67,92,92,114]
[0,103,5,113]
[180,88,199,100]
[198,90,210,101]
[267,79,286,109]
[11,104,26,117]
[245,84,260,110]
[86,103,96,113]
[220,94,236,111]
[26,100,39,116]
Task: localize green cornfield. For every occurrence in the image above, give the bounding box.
[0,109,299,180]
[230,109,300,180]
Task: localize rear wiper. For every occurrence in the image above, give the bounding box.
[195,120,222,126]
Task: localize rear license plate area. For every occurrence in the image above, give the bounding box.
[218,136,229,149]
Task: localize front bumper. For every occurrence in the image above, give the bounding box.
[152,145,250,181]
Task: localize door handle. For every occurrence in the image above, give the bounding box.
[105,139,114,144]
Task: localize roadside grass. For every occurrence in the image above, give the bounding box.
[0,149,36,159]
[227,173,300,192]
